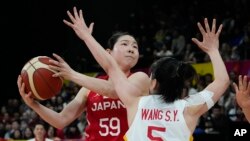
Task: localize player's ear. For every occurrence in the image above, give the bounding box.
[106,48,111,54]
[150,79,158,92]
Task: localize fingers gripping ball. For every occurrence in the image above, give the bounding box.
[21,56,63,100]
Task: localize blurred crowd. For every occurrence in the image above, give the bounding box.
[0,71,248,140]
[75,0,250,71]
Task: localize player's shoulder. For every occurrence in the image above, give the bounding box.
[129,71,150,85]
[128,71,150,96]
[129,71,149,79]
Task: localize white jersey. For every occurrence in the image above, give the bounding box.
[124,95,191,141]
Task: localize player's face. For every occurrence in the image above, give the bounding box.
[110,35,139,71]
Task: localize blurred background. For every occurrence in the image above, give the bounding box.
[1,0,250,140]
[2,0,250,99]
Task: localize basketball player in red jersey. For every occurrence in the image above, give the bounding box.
[17,7,145,141]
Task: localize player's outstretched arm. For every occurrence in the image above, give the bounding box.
[191,18,230,115]
[233,75,250,123]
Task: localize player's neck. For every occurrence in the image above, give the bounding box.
[123,70,131,77]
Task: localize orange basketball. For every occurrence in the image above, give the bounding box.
[21,56,63,100]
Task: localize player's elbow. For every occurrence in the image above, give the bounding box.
[223,76,230,87]
[216,76,230,89]
[55,125,65,130]
[56,115,73,129]
[50,122,66,130]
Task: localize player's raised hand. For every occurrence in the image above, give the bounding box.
[49,53,76,81]
[233,75,250,109]
[191,18,222,54]
[63,6,94,41]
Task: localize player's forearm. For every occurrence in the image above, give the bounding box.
[207,50,230,99]
[81,33,115,73]
[30,103,70,129]
[80,33,129,101]
[81,33,125,83]
[71,72,118,98]
[209,50,229,83]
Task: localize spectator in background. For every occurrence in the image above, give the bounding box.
[219,42,231,61]
[22,127,33,140]
[47,126,61,141]
[171,28,186,58]
[64,122,82,139]
[4,120,19,139]
[9,129,22,140]
[0,123,5,138]
[218,87,236,114]
[209,104,230,140]
[28,123,52,141]
[183,43,197,63]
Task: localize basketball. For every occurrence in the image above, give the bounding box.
[20,56,63,100]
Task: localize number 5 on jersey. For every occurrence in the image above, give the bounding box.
[147,126,166,141]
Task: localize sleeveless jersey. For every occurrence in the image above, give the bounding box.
[84,75,129,141]
[124,95,191,141]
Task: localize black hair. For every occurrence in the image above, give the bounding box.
[107,31,136,50]
[32,120,49,131]
[150,57,197,103]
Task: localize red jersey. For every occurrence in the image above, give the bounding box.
[84,75,128,141]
